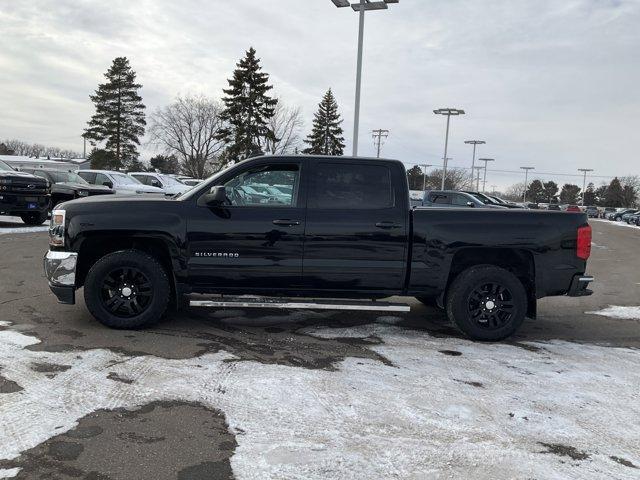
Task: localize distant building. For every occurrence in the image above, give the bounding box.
[0,155,90,171]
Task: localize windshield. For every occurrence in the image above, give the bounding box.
[0,160,14,171]
[176,161,245,201]
[111,173,142,185]
[158,174,184,186]
[49,171,89,184]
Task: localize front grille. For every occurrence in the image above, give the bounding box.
[7,181,49,194]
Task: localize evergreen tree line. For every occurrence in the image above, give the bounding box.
[83,50,346,176]
[500,177,638,207]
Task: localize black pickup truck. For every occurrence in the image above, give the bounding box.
[44,156,593,341]
[0,159,50,225]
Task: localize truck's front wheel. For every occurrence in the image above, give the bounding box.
[84,250,170,329]
[446,265,527,341]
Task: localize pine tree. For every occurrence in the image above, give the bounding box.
[526,179,545,203]
[303,89,345,156]
[604,177,624,207]
[85,57,146,170]
[218,48,278,163]
[559,184,581,204]
[583,182,596,206]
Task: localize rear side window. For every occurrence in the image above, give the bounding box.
[78,172,96,184]
[430,193,450,205]
[310,163,392,209]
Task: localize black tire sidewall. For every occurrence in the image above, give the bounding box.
[84,250,170,329]
[447,265,527,341]
[21,212,48,225]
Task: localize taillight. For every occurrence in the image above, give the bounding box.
[577,225,592,260]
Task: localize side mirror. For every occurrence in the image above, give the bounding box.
[466,202,475,208]
[102,181,113,189]
[151,179,162,188]
[197,186,226,207]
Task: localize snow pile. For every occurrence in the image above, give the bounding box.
[0,217,48,235]
[0,322,639,479]
[587,305,640,320]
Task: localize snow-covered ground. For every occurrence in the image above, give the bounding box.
[0,318,638,479]
[591,218,639,230]
[587,305,640,320]
[0,216,48,235]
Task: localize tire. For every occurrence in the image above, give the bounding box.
[20,211,48,225]
[84,249,171,329]
[414,295,442,309]
[446,265,527,341]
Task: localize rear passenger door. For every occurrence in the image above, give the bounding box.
[302,160,408,292]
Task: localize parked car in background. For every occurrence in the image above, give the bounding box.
[409,190,424,207]
[26,169,114,208]
[566,205,581,213]
[178,178,203,187]
[128,172,191,196]
[622,210,640,224]
[585,206,599,218]
[488,195,525,209]
[611,209,637,222]
[0,159,50,225]
[77,170,164,195]
[601,207,616,219]
[526,203,539,209]
[422,190,507,209]
[548,204,561,211]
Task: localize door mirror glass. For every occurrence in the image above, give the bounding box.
[102,181,113,188]
[150,179,162,188]
[466,201,475,208]
[197,186,226,207]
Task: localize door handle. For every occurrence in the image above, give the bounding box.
[272,219,300,227]
[375,222,402,229]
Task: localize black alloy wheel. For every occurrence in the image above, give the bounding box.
[100,266,153,318]
[466,282,515,330]
[446,265,527,341]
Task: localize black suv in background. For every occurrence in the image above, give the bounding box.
[0,159,50,225]
[26,169,114,208]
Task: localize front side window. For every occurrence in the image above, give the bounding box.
[451,194,471,206]
[95,173,111,186]
[310,163,392,209]
[222,164,299,207]
[78,172,96,184]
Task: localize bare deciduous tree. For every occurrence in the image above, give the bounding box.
[264,99,304,155]
[1,139,81,158]
[503,182,526,202]
[148,95,226,178]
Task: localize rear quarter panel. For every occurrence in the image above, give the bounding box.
[409,208,589,298]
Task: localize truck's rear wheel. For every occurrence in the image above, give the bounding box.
[84,250,170,329]
[446,265,527,341]
[20,211,48,225]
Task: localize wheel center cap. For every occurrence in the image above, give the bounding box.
[485,300,496,310]
[121,287,133,297]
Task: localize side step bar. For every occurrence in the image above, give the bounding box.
[189,297,411,313]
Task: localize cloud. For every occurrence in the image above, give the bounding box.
[0,0,638,188]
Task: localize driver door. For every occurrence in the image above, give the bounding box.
[186,159,306,291]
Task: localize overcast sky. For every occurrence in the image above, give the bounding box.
[0,0,638,188]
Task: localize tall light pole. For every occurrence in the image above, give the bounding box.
[520,166,535,203]
[330,0,399,157]
[473,166,484,192]
[478,158,494,192]
[578,168,594,206]
[434,108,465,189]
[464,140,485,188]
[422,164,433,191]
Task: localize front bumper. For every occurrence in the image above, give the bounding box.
[43,250,78,304]
[567,274,594,297]
[0,192,50,215]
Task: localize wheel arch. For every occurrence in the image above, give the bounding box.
[75,234,180,306]
[446,248,536,319]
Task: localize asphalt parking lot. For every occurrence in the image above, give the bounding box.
[0,218,639,479]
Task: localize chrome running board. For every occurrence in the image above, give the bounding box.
[189,297,410,312]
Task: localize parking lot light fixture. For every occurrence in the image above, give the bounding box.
[330,0,400,157]
[478,158,495,193]
[434,108,465,189]
[464,140,485,188]
[520,166,535,203]
[578,168,594,206]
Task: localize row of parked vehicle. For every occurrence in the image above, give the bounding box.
[0,160,205,225]
[601,207,640,226]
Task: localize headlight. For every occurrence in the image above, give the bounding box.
[49,209,66,247]
[77,190,89,197]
